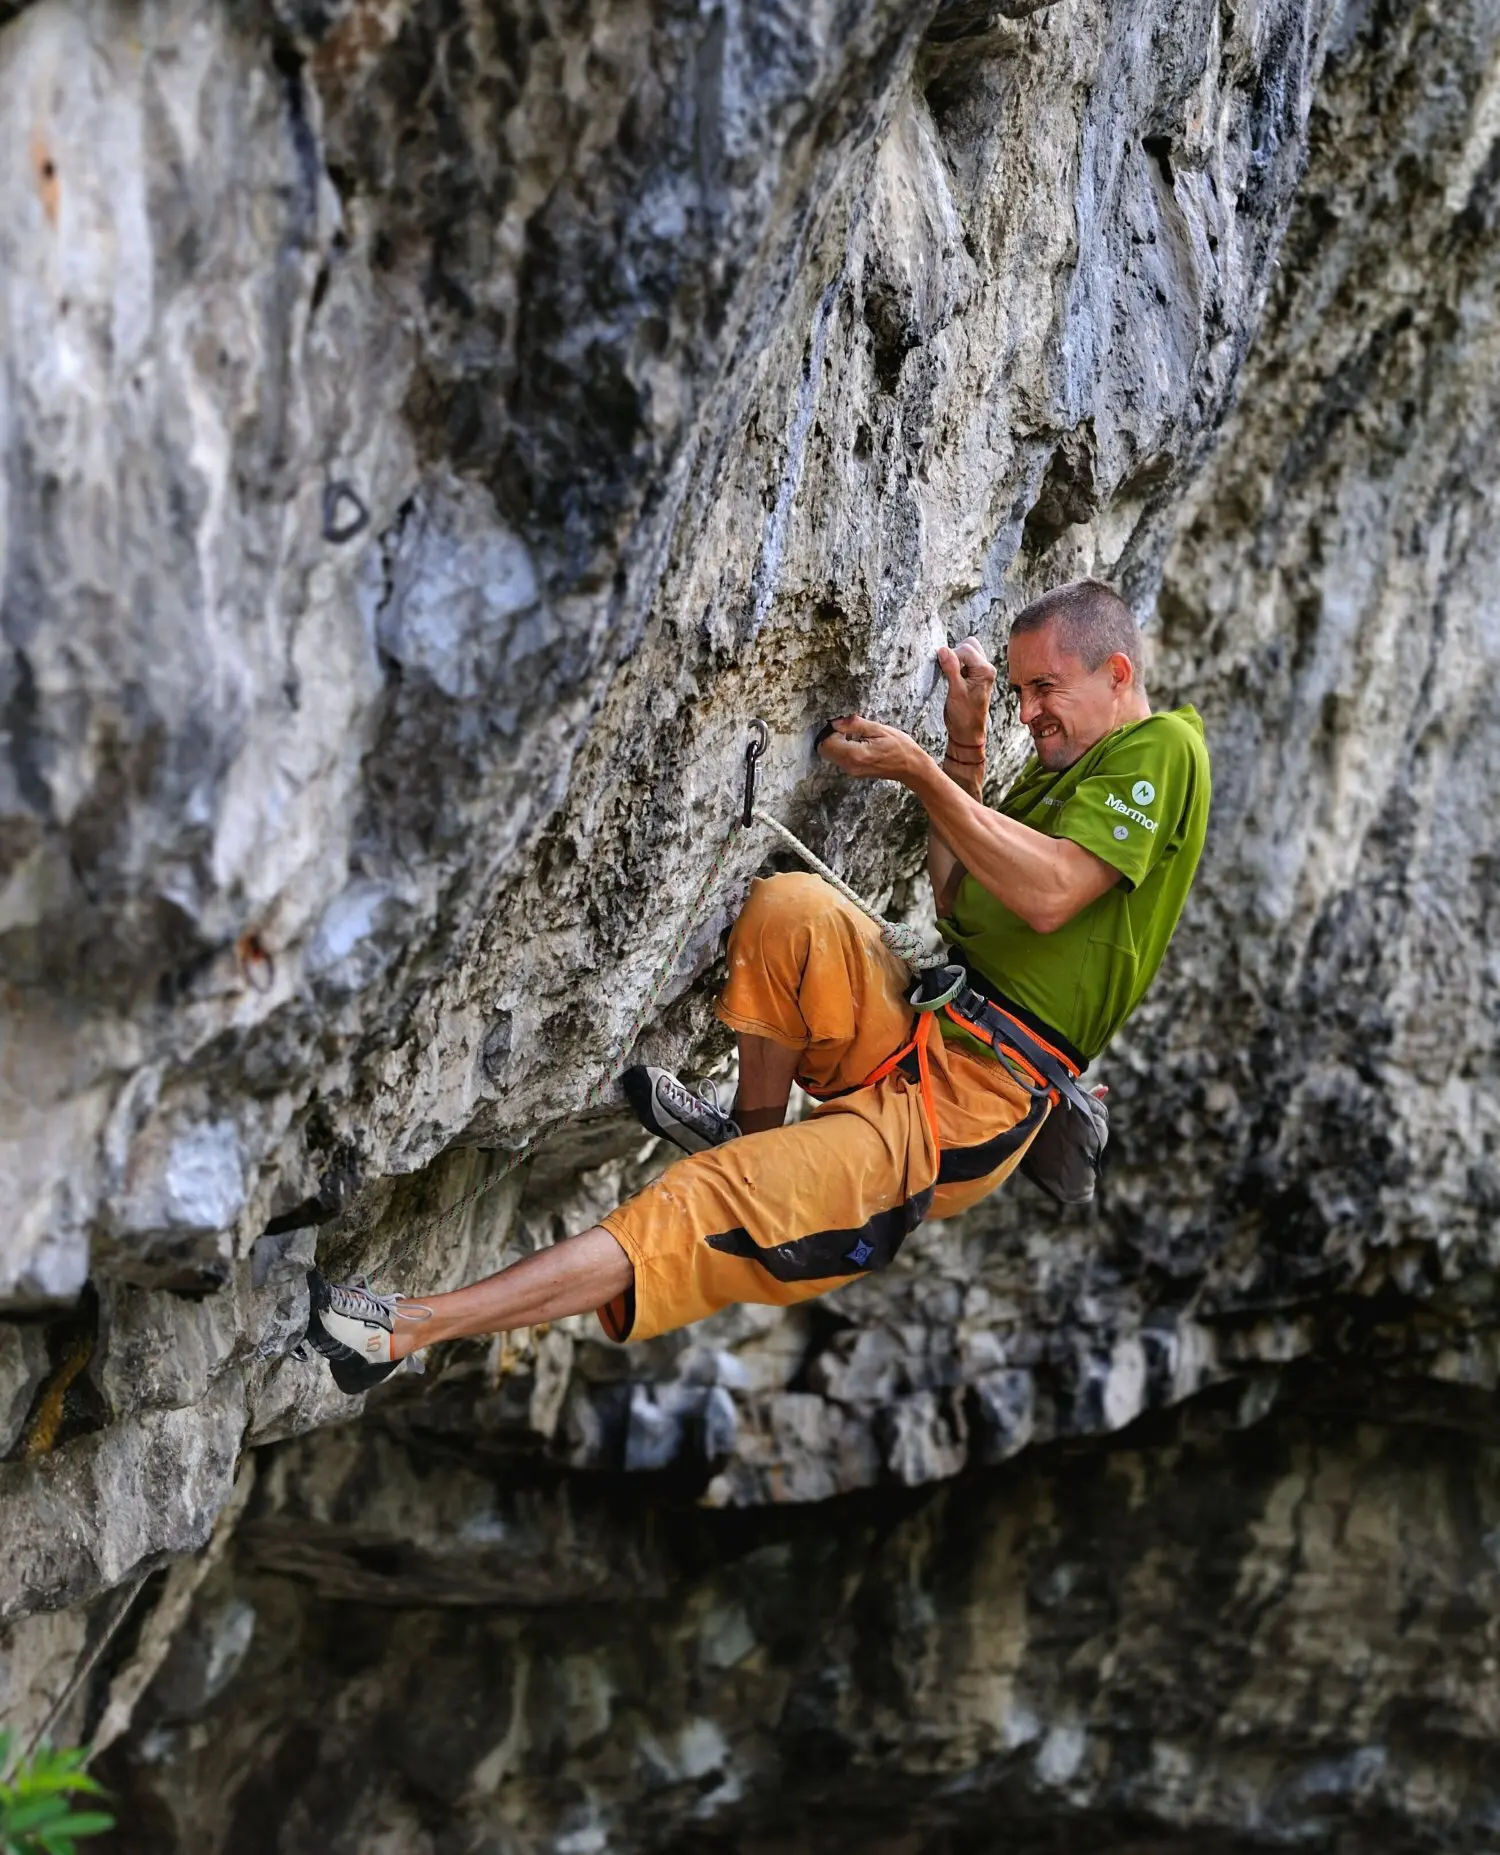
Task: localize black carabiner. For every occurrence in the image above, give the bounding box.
[743,720,769,827]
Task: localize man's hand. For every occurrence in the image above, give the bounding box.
[937,636,997,744]
[817,715,927,783]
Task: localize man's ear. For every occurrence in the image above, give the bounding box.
[1106,650,1134,690]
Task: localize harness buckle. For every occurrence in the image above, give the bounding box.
[909,962,965,1013]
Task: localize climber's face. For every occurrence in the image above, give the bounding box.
[1007,621,1135,772]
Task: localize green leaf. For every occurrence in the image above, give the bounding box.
[29,1754,91,1785]
[0,1737,111,1853]
[8,1777,78,1801]
[0,1796,69,1832]
[29,1774,102,1801]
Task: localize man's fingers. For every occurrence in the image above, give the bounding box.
[831,713,889,740]
[937,648,970,695]
[819,716,873,759]
[819,714,910,782]
[940,638,996,694]
[819,736,878,778]
[953,636,995,678]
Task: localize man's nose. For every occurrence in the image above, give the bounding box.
[1017,691,1041,726]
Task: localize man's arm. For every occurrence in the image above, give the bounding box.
[928,754,980,919]
[821,718,1122,934]
[913,761,1121,932]
[929,638,995,918]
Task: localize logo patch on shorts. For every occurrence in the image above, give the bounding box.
[846,1237,876,1268]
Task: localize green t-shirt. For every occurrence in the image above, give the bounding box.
[938,706,1211,1061]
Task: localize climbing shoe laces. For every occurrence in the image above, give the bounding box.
[622,1065,741,1155]
[329,1274,430,1340]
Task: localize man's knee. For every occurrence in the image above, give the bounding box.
[730,872,841,955]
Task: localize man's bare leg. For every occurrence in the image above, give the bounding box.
[390,1226,632,1360]
[388,1035,803,1361]
[734,1032,802,1135]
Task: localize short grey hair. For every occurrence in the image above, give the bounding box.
[1009,578,1144,685]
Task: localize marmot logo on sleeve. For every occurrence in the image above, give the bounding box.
[1132,780,1156,806]
[1106,791,1158,833]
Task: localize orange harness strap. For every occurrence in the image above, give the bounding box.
[803,1012,944,1163]
[940,999,1080,1103]
[799,993,1081,1184]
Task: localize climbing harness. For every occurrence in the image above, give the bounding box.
[943,980,1094,1114]
[936,966,1106,1203]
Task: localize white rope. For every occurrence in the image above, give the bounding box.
[4,1573,149,1778]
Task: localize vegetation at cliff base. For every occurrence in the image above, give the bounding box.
[0,1738,113,1854]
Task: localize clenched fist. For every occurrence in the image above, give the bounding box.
[937,636,997,745]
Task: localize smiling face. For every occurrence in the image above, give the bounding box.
[1006,620,1136,771]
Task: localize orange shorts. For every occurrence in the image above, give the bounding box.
[598,873,1046,1343]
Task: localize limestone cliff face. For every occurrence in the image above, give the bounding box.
[1,0,1498,1847]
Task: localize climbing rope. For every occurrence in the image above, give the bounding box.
[750,809,933,969]
[367,721,938,1282]
[743,718,941,970]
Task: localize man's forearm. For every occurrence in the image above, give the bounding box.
[910,758,1113,933]
[928,743,985,917]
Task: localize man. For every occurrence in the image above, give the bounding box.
[307,579,1210,1392]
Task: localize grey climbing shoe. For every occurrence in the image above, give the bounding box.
[622,1066,741,1155]
[305,1270,432,1396]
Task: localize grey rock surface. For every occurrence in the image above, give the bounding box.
[1,0,1498,1845]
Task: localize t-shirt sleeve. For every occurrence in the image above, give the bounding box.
[1052,720,1198,891]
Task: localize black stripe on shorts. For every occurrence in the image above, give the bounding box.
[934,1092,1049,1186]
[703,1186,935,1282]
